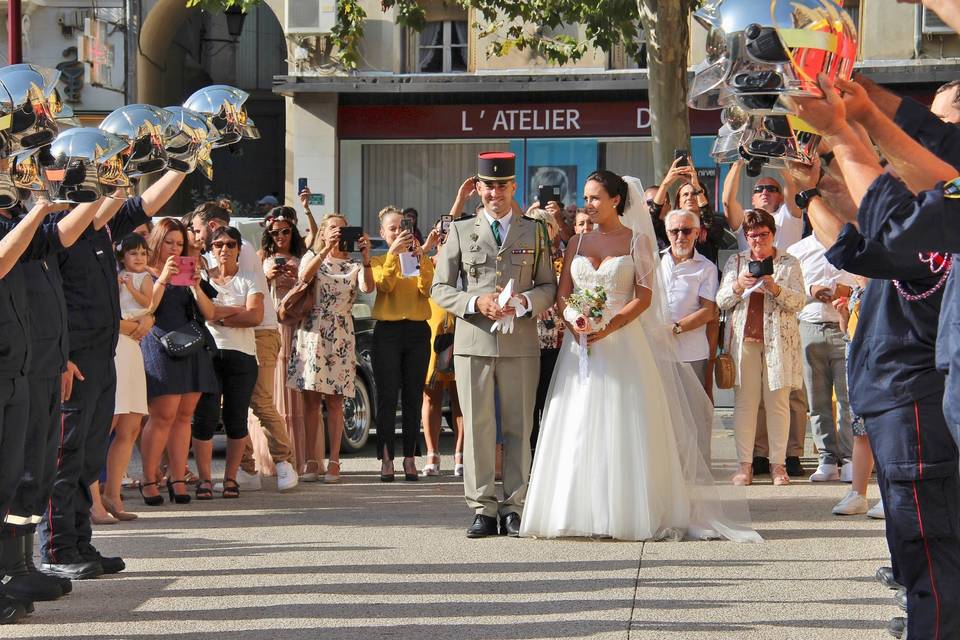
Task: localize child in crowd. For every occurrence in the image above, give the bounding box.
[93,234,155,523]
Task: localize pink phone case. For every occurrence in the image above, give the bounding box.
[169,256,197,286]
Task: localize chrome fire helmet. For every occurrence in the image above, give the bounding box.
[182,85,259,148]
[0,64,73,153]
[689,0,858,114]
[43,128,130,203]
[99,104,176,178]
[163,106,216,179]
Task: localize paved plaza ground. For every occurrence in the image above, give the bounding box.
[9,413,896,640]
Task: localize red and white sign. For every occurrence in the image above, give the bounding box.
[338,102,723,139]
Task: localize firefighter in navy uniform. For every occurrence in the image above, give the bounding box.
[791,73,960,640]
[0,198,105,607]
[0,197,96,624]
[38,170,185,581]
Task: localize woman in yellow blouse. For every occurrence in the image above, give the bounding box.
[370,206,440,481]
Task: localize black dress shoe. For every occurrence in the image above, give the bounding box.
[466,514,499,538]
[887,616,906,639]
[752,456,770,475]
[785,456,804,477]
[41,554,103,581]
[0,594,26,625]
[78,543,125,575]
[895,587,907,612]
[876,566,903,590]
[499,513,521,537]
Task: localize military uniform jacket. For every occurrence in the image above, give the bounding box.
[431,212,557,357]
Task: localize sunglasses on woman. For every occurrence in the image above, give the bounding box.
[212,241,238,250]
[269,228,291,237]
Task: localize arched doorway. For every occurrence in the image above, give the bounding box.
[138,0,287,216]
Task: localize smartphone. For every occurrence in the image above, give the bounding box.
[273,256,287,267]
[439,214,453,235]
[169,256,198,287]
[674,149,689,167]
[400,218,414,234]
[538,185,562,207]
[297,177,308,194]
[338,226,363,252]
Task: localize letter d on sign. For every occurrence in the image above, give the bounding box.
[636,108,651,131]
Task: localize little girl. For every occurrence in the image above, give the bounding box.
[93,234,156,523]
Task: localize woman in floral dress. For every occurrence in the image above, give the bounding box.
[287,214,374,483]
[259,207,308,473]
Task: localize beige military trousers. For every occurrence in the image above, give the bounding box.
[455,354,540,518]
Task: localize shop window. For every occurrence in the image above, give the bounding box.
[418,20,469,73]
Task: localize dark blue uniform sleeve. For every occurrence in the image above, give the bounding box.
[895,97,960,169]
[825,223,938,280]
[108,196,149,242]
[858,173,960,254]
[20,217,66,262]
[0,212,66,263]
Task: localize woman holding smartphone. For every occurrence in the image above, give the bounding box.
[193,226,265,499]
[260,207,309,473]
[370,206,440,481]
[139,218,219,505]
[287,214,373,483]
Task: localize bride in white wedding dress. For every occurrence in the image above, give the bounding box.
[520,170,761,543]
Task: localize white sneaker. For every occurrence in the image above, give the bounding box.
[840,461,854,483]
[809,463,840,482]
[236,468,262,491]
[832,490,868,515]
[276,461,299,492]
[867,500,886,519]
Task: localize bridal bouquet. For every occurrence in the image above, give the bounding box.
[563,286,608,333]
[563,286,608,381]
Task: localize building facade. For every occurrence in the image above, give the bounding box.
[274,0,960,234]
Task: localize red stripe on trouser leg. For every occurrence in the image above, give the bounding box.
[44,411,67,563]
[913,401,942,640]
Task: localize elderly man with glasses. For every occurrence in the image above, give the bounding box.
[659,209,719,459]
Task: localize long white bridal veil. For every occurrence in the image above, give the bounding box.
[622,176,763,543]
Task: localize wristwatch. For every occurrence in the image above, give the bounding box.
[673,322,682,335]
[795,188,821,210]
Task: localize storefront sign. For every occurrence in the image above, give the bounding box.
[338,102,722,139]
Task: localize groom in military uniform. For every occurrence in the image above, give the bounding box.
[432,152,557,538]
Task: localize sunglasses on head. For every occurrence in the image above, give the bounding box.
[269,228,291,237]
[667,227,695,237]
[212,240,238,250]
[753,184,781,194]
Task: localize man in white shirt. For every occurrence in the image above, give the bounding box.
[787,233,857,484]
[659,209,718,459]
[191,202,298,492]
[722,159,805,251]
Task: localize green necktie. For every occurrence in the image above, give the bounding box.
[491,220,502,246]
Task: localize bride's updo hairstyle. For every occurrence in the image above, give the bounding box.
[585,170,629,216]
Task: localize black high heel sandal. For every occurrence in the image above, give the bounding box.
[139,482,164,506]
[379,446,395,483]
[166,480,192,504]
[195,479,213,501]
[221,479,240,499]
